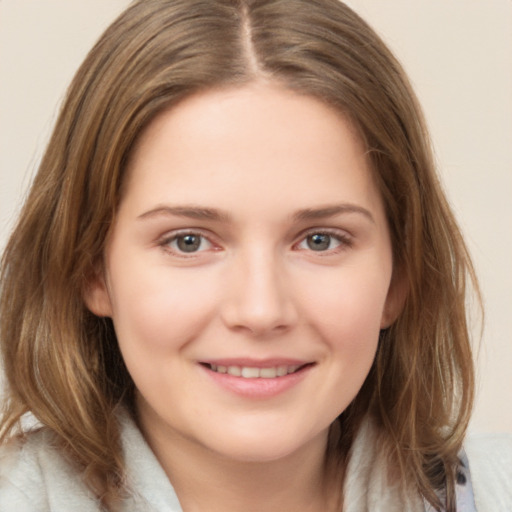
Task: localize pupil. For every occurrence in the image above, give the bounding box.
[307,233,330,251]
[177,235,201,252]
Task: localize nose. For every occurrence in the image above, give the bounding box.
[220,248,298,337]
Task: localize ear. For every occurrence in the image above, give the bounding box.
[380,269,408,329]
[83,268,113,318]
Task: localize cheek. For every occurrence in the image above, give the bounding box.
[107,261,218,356]
[301,262,391,342]
[298,260,390,397]
[310,271,387,408]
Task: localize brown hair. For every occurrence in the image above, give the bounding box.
[0,0,478,509]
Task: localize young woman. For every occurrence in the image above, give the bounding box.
[1,1,510,511]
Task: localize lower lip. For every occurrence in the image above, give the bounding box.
[201,365,313,399]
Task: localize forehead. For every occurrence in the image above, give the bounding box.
[121,82,383,221]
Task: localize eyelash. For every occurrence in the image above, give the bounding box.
[158,230,217,257]
[294,229,353,254]
[158,228,353,257]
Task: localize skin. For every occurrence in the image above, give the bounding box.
[85,82,402,511]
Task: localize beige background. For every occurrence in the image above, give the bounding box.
[1,1,511,433]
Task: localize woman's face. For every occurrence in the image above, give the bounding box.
[86,83,400,463]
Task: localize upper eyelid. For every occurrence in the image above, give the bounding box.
[159,227,216,242]
[294,226,353,241]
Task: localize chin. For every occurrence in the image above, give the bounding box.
[200,425,328,464]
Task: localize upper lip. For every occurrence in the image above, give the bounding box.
[199,358,313,368]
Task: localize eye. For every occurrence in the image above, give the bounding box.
[296,231,351,252]
[305,233,336,251]
[163,232,213,254]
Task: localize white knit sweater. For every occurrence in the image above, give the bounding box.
[0,414,510,511]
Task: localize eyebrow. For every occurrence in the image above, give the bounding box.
[293,204,375,223]
[137,203,374,223]
[137,205,231,222]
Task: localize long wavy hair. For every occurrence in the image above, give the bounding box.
[0,0,478,510]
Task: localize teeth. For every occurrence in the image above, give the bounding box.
[209,364,303,378]
[227,366,241,377]
[260,367,277,378]
[241,367,260,378]
[277,365,288,377]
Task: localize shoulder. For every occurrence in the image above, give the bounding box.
[0,429,52,510]
[0,428,99,511]
[464,432,512,512]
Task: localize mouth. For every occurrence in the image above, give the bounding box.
[199,360,315,398]
[200,362,313,379]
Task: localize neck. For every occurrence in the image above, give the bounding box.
[137,410,342,512]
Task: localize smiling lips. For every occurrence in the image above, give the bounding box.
[200,360,314,398]
[206,363,303,379]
